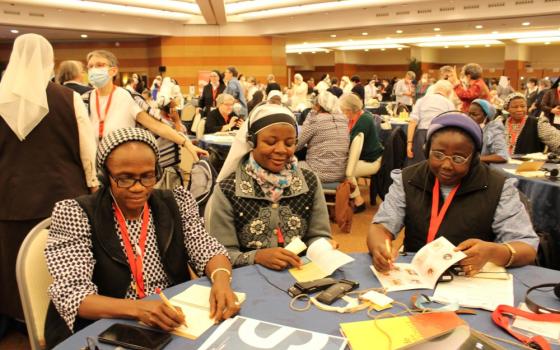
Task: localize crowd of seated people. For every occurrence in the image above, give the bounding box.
[0,33,554,349]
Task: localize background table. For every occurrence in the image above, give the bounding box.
[198,134,234,153]
[55,254,560,349]
[492,162,560,269]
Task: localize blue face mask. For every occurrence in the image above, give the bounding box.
[88,67,111,88]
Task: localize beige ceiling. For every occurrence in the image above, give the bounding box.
[0,0,558,47]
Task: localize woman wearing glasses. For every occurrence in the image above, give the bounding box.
[367,112,538,276]
[44,128,239,348]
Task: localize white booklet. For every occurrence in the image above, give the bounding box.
[168,284,246,339]
[289,238,354,282]
[370,237,466,292]
[199,316,347,350]
[432,274,514,311]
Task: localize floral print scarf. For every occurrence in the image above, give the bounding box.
[245,153,298,202]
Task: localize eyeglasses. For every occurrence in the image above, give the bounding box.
[109,173,158,188]
[429,150,471,165]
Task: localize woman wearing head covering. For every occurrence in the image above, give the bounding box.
[340,76,354,95]
[289,73,308,111]
[297,91,349,183]
[314,74,331,95]
[502,92,544,155]
[200,70,225,118]
[207,104,333,270]
[468,99,508,163]
[0,34,97,329]
[44,128,239,348]
[339,93,384,213]
[368,112,538,275]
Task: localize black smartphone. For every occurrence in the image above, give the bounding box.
[97,323,172,350]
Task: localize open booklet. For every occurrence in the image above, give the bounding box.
[370,236,466,292]
[288,238,354,282]
[199,316,347,350]
[168,284,246,340]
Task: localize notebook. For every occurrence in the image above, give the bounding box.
[289,238,354,282]
[340,312,468,350]
[168,284,246,339]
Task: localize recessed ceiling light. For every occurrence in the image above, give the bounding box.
[522,22,530,26]
[10,29,19,34]
[348,39,353,42]
[362,32,368,36]
[545,41,551,45]
[475,25,483,29]
[485,44,491,47]
[385,37,391,40]
[364,49,369,52]
[330,34,336,38]
[80,34,88,38]
[311,51,316,54]
[434,27,441,32]
[492,31,499,34]
[397,47,403,51]
[435,34,441,37]
[381,48,386,51]
[464,45,470,48]
[303,42,308,45]
[298,52,302,55]
[444,45,449,48]
[396,30,403,34]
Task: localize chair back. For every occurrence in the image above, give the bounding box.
[196,118,206,140]
[16,218,52,350]
[345,132,364,178]
[190,113,201,133]
[181,104,196,122]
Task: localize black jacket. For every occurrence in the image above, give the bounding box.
[370,127,407,203]
[200,83,225,117]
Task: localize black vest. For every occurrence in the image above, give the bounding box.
[401,161,506,252]
[45,188,190,349]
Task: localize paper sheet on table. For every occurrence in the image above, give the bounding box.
[502,168,546,178]
[472,262,509,280]
[524,152,548,161]
[508,159,523,165]
[289,238,354,282]
[516,161,545,173]
[512,303,560,342]
[432,274,513,311]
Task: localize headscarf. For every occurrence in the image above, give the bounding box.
[97,127,160,171]
[315,91,339,113]
[0,34,54,141]
[217,104,297,181]
[472,99,496,120]
[503,92,526,111]
[427,112,483,152]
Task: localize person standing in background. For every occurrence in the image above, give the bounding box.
[224,66,248,118]
[394,71,416,111]
[265,74,281,95]
[541,79,560,129]
[56,60,93,95]
[0,34,97,337]
[450,63,490,113]
[199,70,225,118]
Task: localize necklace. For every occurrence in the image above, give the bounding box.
[506,116,527,155]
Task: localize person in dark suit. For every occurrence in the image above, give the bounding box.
[327,77,343,98]
[56,60,93,95]
[541,78,560,128]
[199,70,225,118]
[351,75,365,103]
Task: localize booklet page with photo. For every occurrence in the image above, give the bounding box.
[370,237,466,292]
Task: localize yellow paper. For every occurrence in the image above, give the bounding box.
[289,261,328,282]
[341,317,422,350]
[370,303,393,312]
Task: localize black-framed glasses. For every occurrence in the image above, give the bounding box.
[109,173,158,188]
[429,150,471,165]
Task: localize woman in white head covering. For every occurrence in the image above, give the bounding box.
[0,33,96,325]
[289,73,308,111]
[297,91,349,183]
[207,104,335,270]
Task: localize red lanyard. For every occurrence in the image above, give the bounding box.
[95,86,116,139]
[427,178,460,243]
[492,305,559,350]
[113,202,150,298]
[275,227,285,248]
[507,116,527,155]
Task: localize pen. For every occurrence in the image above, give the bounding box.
[155,288,187,327]
[385,239,393,266]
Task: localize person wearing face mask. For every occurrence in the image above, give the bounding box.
[502,93,544,155]
[367,112,538,275]
[468,99,508,164]
[206,104,336,270]
[0,34,97,335]
[84,50,207,161]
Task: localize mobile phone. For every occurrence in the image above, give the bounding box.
[97,323,172,350]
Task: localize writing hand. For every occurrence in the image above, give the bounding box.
[254,247,302,270]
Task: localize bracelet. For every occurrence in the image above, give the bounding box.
[503,243,516,268]
[407,141,413,144]
[177,132,189,147]
[210,268,232,284]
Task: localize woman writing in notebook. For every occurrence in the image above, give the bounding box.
[44,128,239,348]
[207,104,335,270]
[366,112,538,276]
